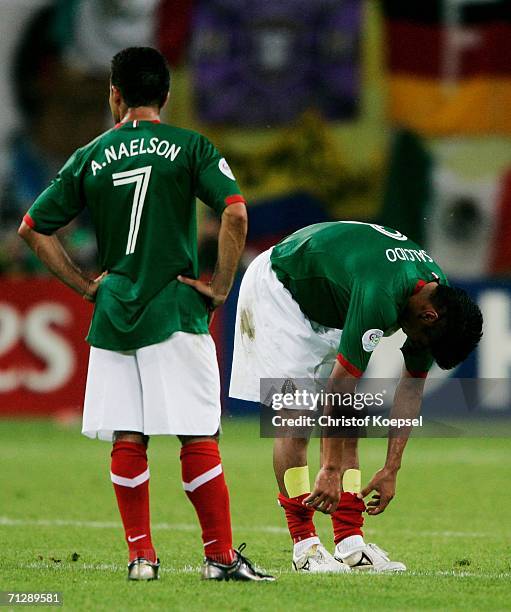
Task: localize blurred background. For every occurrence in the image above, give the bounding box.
[0,0,510,419]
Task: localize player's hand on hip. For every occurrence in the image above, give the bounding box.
[83,271,108,303]
[358,467,397,515]
[177,275,226,310]
[304,467,341,514]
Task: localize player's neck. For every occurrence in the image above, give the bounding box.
[120,106,161,124]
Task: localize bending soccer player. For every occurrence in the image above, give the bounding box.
[18,47,273,582]
[230,221,482,573]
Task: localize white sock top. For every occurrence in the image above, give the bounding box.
[293,536,321,557]
[336,534,365,554]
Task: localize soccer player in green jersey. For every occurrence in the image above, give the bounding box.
[230,221,483,573]
[18,47,273,582]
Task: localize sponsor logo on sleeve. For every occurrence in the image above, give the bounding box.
[219,158,236,180]
[362,329,384,352]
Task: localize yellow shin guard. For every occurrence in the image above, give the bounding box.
[284,466,311,498]
[342,468,361,494]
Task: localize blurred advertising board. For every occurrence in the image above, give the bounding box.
[0,277,226,418]
[0,276,510,417]
[0,278,92,416]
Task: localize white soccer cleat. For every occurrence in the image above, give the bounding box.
[293,544,351,573]
[334,542,406,572]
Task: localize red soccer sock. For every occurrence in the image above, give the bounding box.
[180,441,235,565]
[110,441,156,563]
[278,493,317,543]
[331,492,366,544]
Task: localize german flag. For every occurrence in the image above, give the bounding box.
[383,0,511,135]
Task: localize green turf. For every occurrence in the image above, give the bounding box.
[0,418,510,611]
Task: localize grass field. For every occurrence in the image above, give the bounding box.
[0,418,510,611]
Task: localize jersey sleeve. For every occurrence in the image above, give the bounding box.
[337,285,399,377]
[24,153,84,235]
[193,135,246,215]
[400,339,434,378]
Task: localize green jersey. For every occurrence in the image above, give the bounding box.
[25,120,246,351]
[270,221,448,377]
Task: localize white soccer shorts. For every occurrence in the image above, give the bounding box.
[82,331,221,441]
[229,248,342,403]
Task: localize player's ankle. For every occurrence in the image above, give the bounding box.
[129,548,157,564]
[335,534,365,554]
[293,535,321,557]
[207,549,236,565]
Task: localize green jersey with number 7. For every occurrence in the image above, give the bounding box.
[24,119,245,351]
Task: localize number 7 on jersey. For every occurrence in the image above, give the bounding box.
[112,166,152,255]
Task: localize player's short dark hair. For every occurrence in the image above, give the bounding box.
[111,47,170,109]
[427,285,483,370]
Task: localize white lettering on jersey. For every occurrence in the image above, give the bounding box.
[118,142,129,159]
[91,160,102,176]
[386,248,433,263]
[147,137,158,154]
[91,138,182,175]
[156,140,169,156]
[105,146,117,164]
[165,144,181,161]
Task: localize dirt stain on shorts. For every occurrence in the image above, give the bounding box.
[240,307,256,340]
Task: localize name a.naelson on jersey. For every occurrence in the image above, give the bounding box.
[91,138,182,175]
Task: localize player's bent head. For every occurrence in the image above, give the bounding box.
[110,47,170,109]
[427,285,483,370]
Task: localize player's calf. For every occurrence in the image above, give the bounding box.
[181,439,274,580]
[180,439,235,565]
[110,439,157,565]
[278,466,348,573]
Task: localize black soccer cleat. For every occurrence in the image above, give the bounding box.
[201,544,275,581]
[127,557,160,581]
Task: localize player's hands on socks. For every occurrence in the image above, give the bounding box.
[358,467,397,515]
[303,466,341,514]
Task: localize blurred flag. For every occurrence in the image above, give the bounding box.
[383,0,511,135]
[191,0,362,125]
[157,0,194,66]
[489,169,511,275]
[56,0,158,74]
[378,130,432,246]
[426,166,500,278]
[381,130,511,277]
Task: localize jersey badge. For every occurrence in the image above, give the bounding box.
[219,158,235,180]
[362,329,384,352]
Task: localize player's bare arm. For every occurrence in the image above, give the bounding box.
[17,222,105,302]
[304,360,358,514]
[360,367,426,515]
[178,202,248,309]
[230,221,483,573]
[16,46,272,583]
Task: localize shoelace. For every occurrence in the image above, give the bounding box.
[235,543,256,570]
[367,543,390,560]
[304,545,329,565]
